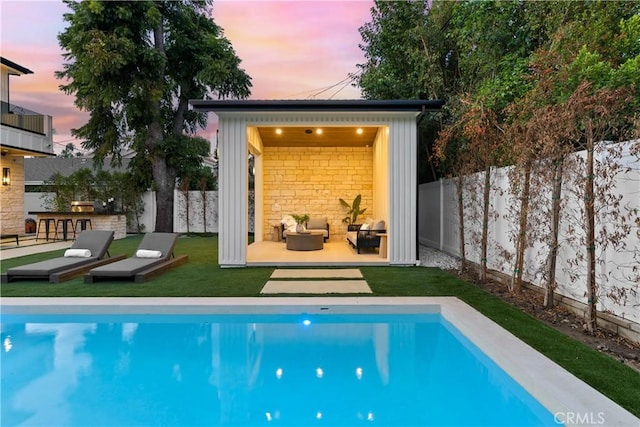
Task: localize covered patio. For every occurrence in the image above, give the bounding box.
[246,240,387,267]
[189,99,443,267]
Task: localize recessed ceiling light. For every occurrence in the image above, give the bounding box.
[316,128,323,135]
[275,128,282,135]
[356,128,363,135]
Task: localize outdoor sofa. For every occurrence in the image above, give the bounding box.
[281,216,330,242]
[346,219,386,254]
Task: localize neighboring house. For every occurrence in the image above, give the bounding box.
[23,156,131,219]
[1,57,54,236]
[190,99,444,267]
[24,157,131,187]
[23,155,217,232]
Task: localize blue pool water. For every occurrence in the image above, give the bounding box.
[1,312,557,426]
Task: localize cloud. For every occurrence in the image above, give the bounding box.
[1,0,373,146]
[213,1,371,99]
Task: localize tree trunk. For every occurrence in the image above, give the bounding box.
[511,161,531,293]
[153,158,177,233]
[181,180,190,233]
[200,179,208,234]
[202,192,207,233]
[585,120,597,334]
[133,198,143,234]
[150,21,175,233]
[480,167,491,283]
[456,174,466,272]
[544,157,564,309]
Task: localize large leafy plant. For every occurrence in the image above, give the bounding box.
[340,194,367,224]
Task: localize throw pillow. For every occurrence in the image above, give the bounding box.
[136,249,163,259]
[281,215,296,229]
[307,217,327,230]
[373,220,386,231]
[64,249,92,258]
[286,224,297,233]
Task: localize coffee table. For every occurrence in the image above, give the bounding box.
[286,231,324,251]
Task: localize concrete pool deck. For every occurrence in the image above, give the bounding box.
[2,296,638,427]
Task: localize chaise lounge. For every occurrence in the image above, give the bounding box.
[1,230,123,283]
[84,232,188,283]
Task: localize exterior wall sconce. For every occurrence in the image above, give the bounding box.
[2,168,10,186]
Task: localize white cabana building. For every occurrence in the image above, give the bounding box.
[189,99,444,267]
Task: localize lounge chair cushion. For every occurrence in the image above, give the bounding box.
[7,257,99,276]
[135,232,177,260]
[87,257,166,277]
[73,230,115,259]
[64,249,92,258]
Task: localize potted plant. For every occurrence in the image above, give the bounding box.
[339,194,367,225]
[291,213,310,233]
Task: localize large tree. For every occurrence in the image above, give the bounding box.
[358,1,639,317]
[57,0,251,231]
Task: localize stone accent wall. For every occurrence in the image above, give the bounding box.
[0,156,25,235]
[262,146,373,241]
[91,215,127,240]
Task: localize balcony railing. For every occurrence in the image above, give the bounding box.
[1,101,52,136]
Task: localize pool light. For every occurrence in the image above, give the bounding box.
[355,367,363,379]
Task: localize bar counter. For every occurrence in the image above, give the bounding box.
[28,212,127,241]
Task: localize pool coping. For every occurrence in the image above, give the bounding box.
[2,296,638,427]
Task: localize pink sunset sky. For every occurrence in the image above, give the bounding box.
[0,0,374,154]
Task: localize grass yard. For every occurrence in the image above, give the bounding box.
[1,233,639,417]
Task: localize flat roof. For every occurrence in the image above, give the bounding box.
[1,57,33,75]
[190,99,444,113]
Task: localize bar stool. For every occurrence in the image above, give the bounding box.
[74,218,93,234]
[55,218,76,241]
[36,218,57,241]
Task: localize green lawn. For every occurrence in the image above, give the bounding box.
[1,234,639,417]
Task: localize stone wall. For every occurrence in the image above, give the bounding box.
[262,146,373,241]
[0,156,24,235]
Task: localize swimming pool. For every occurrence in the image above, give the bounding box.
[1,297,637,427]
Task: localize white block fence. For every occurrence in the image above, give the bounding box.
[419,143,640,330]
